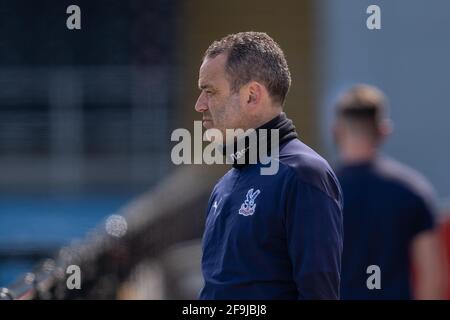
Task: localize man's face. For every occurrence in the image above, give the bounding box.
[195,53,244,138]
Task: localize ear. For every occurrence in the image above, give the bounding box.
[380,118,393,137]
[332,119,343,145]
[244,81,263,106]
[377,118,393,144]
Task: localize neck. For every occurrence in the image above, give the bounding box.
[340,140,378,165]
[224,111,298,169]
[245,107,282,131]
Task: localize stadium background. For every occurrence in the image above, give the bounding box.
[0,0,449,299]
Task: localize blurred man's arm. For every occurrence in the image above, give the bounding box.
[411,229,447,299]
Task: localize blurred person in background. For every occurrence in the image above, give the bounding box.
[196,32,343,299]
[333,84,446,299]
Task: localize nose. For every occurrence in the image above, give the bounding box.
[195,91,208,113]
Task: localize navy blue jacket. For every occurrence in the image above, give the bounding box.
[199,113,344,300]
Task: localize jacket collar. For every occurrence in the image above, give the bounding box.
[221,112,298,169]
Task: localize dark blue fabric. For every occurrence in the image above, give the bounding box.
[337,156,436,300]
[199,136,343,300]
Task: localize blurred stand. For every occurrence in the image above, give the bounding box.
[0,66,172,193]
[1,164,226,299]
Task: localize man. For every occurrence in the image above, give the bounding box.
[333,84,445,299]
[195,32,343,299]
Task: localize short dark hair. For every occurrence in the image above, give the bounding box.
[335,84,389,137]
[204,31,291,105]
